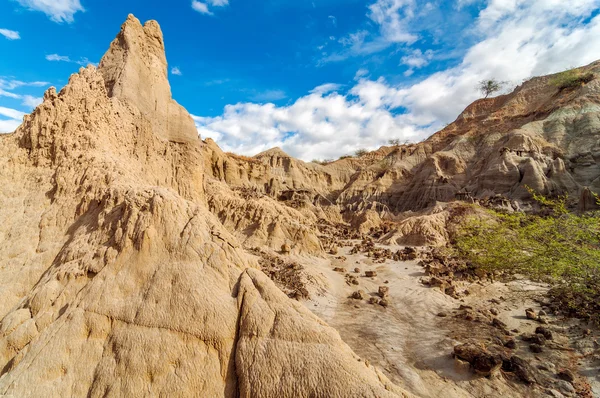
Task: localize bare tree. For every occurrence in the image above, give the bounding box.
[477,79,503,98]
[388,139,401,146]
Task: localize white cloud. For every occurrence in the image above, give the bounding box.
[171,67,182,76]
[192,1,212,15]
[0,79,48,110]
[0,78,48,90]
[328,15,337,27]
[194,82,425,160]
[45,54,96,66]
[21,95,43,108]
[310,83,343,94]
[0,106,26,120]
[46,54,71,62]
[0,89,21,99]
[367,0,417,44]
[194,0,600,161]
[401,49,433,68]
[0,118,22,133]
[192,0,228,15]
[0,29,20,40]
[15,0,84,23]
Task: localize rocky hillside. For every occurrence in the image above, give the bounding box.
[205,62,600,213]
[0,15,413,397]
[1,13,599,398]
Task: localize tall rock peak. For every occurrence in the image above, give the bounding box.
[98,14,198,143]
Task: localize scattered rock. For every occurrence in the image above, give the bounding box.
[365,271,377,277]
[369,297,380,305]
[354,267,360,273]
[535,326,553,340]
[504,338,516,349]
[557,369,575,383]
[509,356,538,384]
[453,343,502,376]
[490,308,499,316]
[437,312,448,317]
[529,343,543,353]
[333,267,347,273]
[378,286,389,298]
[379,299,389,308]
[492,317,508,330]
[525,308,537,320]
[556,380,576,396]
[351,290,365,300]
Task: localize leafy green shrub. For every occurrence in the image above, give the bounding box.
[354,149,368,157]
[550,69,595,90]
[453,189,600,323]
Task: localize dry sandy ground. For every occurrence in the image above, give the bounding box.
[290,242,598,398]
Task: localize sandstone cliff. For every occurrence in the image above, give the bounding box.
[0,15,413,398]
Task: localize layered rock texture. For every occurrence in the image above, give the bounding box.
[204,63,600,213]
[1,12,599,398]
[0,15,412,397]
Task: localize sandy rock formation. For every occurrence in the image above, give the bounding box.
[0,15,413,398]
[202,64,600,217]
[98,15,198,144]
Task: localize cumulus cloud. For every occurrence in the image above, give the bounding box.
[14,0,85,23]
[192,0,228,15]
[367,0,417,44]
[0,29,20,40]
[194,81,426,160]
[194,0,600,161]
[171,67,182,76]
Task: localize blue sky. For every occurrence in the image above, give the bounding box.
[1,0,600,160]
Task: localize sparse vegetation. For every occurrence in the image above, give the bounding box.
[453,188,600,324]
[312,159,333,165]
[550,68,595,91]
[477,79,504,98]
[338,155,352,160]
[354,149,368,157]
[388,139,401,146]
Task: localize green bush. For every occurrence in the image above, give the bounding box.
[354,149,368,157]
[550,69,595,90]
[453,189,600,323]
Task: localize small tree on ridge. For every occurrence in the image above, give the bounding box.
[478,79,503,98]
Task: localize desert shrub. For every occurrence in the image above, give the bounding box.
[388,139,401,146]
[338,155,352,160]
[354,149,368,157]
[453,189,600,323]
[312,159,333,165]
[550,69,595,90]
